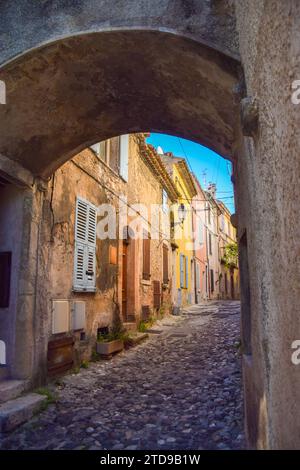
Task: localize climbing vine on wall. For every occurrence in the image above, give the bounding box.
[221,242,238,269]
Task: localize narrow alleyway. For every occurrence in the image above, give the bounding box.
[0,301,244,450]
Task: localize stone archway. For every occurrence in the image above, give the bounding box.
[0,0,299,451]
[0,29,240,178]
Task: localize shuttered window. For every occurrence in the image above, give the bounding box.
[196,262,200,290]
[153,280,161,309]
[163,244,169,284]
[162,189,168,213]
[109,136,121,173]
[185,256,189,288]
[142,231,151,280]
[179,254,189,289]
[73,197,97,292]
[180,254,184,288]
[90,141,107,162]
[91,136,128,180]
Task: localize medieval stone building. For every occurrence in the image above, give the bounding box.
[0,134,178,382]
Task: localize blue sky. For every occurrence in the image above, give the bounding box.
[147,133,235,213]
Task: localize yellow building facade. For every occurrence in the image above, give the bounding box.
[217,200,240,300]
[160,154,197,309]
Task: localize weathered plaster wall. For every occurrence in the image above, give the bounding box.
[20,136,173,383]
[206,200,219,300]
[192,181,208,302]
[32,148,127,381]
[234,0,300,449]
[127,137,172,319]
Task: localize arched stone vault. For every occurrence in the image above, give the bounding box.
[0,0,239,66]
[0,30,240,178]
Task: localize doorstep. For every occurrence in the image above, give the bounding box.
[0,393,47,432]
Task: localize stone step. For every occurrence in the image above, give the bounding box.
[0,379,26,403]
[0,393,47,432]
[123,322,137,332]
[124,332,148,348]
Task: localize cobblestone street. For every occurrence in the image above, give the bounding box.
[0,301,244,450]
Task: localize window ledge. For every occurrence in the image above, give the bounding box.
[141,279,151,286]
[72,287,96,293]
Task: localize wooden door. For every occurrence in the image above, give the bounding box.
[153,280,161,310]
[122,241,128,319]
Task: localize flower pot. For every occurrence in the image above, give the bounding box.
[96,339,124,357]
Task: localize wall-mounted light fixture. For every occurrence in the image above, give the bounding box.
[171,203,187,228]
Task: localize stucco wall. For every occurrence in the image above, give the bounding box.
[24,135,173,381]
[127,137,172,319]
[234,0,300,449]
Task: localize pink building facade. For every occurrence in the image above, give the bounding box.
[192,176,208,302]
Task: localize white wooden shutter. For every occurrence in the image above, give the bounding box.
[180,254,184,288]
[185,256,189,288]
[74,242,85,289]
[76,198,88,242]
[119,134,129,181]
[86,245,96,290]
[87,205,97,245]
[74,197,97,291]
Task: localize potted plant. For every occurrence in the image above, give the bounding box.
[96,330,124,357]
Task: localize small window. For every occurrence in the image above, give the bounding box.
[119,134,129,181]
[73,197,97,292]
[142,231,151,280]
[162,189,168,213]
[91,136,128,180]
[90,141,107,162]
[109,136,121,173]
